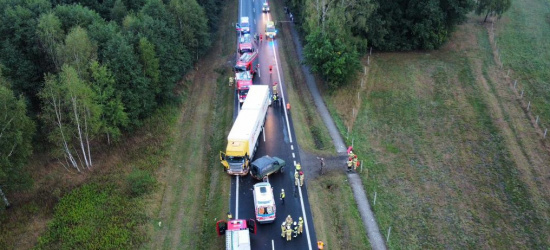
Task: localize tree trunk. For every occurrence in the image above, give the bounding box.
[0,186,10,208]
[484,11,489,23]
[72,96,90,169]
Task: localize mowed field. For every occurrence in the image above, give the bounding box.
[324,1,550,248]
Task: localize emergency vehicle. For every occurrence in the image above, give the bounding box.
[252,182,276,223]
[240,16,250,33]
[239,34,254,54]
[262,2,270,12]
[235,51,258,73]
[265,21,276,39]
[216,219,257,250]
[235,71,253,104]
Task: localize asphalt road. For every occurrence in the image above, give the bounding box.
[229,0,318,249]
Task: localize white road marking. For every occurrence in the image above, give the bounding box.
[270,36,293,144]
[292,152,295,158]
[263,127,266,142]
[298,182,313,250]
[236,176,239,219]
[291,145,294,150]
[293,161,296,166]
[272,239,275,250]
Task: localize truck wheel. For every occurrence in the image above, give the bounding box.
[280,166,285,173]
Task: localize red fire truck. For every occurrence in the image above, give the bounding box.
[235,51,258,73]
[216,219,257,250]
[235,71,253,103]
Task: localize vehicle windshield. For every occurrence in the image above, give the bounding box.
[234,65,247,72]
[227,156,245,164]
[241,22,249,28]
[266,26,275,32]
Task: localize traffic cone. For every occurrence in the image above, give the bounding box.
[286,103,291,110]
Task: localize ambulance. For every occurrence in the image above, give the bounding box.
[252,182,276,223]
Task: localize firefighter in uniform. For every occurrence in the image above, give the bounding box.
[296,162,301,171]
[299,171,304,187]
[228,76,234,87]
[293,222,299,238]
[347,158,353,172]
[298,217,304,234]
[285,215,293,225]
[352,155,358,171]
[281,222,286,237]
[285,225,293,241]
[294,170,300,186]
[280,189,285,204]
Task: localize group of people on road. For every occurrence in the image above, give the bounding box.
[346,146,360,172]
[281,215,304,241]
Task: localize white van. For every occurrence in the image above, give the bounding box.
[252,182,276,223]
[240,17,250,33]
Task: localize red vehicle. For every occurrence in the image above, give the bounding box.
[239,34,254,54]
[235,71,253,103]
[216,219,257,250]
[235,51,258,73]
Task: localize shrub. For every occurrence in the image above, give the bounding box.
[127,169,156,197]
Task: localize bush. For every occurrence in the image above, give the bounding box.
[37,184,145,249]
[303,29,361,91]
[127,169,156,197]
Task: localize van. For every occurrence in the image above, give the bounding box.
[252,182,276,223]
[240,17,250,33]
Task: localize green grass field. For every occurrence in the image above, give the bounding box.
[497,0,550,129]
[324,8,550,248]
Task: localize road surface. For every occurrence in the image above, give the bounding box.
[228,0,318,249]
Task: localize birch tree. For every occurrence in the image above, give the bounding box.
[0,73,35,208]
[37,12,64,71]
[57,26,97,79]
[40,66,100,171]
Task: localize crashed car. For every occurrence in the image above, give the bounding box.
[250,155,285,180]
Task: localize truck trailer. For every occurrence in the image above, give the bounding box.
[221,85,270,175]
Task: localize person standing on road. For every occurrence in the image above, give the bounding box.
[293,222,299,237]
[299,170,304,187]
[317,157,325,175]
[294,170,300,186]
[347,158,353,172]
[281,222,286,237]
[352,155,358,171]
[280,189,285,204]
[273,82,278,95]
[285,215,293,225]
[298,217,304,234]
[227,212,232,220]
[285,225,293,241]
[269,65,273,74]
